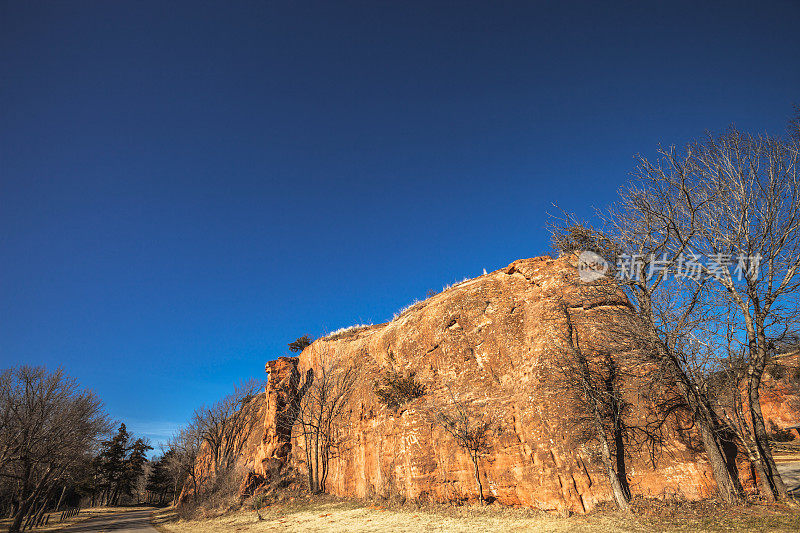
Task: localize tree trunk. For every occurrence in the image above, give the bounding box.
[591,400,629,511]
[748,362,789,500]
[635,294,741,503]
[21,501,36,531]
[661,344,741,503]
[9,482,43,533]
[471,454,484,504]
[30,498,48,528]
[320,442,329,492]
[54,485,67,512]
[20,493,46,532]
[314,430,321,493]
[695,410,740,503]
[607,360,632,501]
[563,306,630,511]
[743,436,776,500]
[612,413,631,501]
[305,432,317,493]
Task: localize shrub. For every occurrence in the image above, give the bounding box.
[551,223,619,260]
[177,466,242,519]
[374,370,426,409]
[288,335,313,353]
[252,493,268,520]
[767,419,795,442]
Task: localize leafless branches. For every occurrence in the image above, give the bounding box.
[166,423,205,503]
[283,346,360,493]
[624,126,800,501]
[0,366,109,532]
[192,380,264,472]
[551,116,800,502]
[547,301,632,511]
[166,380,264,507]
[428,386,502,504]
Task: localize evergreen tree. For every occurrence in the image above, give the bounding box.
[94,424,152,505]
[145,455,172,504]
[98,423,131,505]
[288,335,313,352]
[123,438,152,502]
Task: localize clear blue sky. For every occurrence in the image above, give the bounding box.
[1,1,798,448]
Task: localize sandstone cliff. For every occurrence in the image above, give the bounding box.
[754,352,800,436]
[246,255,738,513]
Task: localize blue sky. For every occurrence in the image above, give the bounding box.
[1,1,799,449]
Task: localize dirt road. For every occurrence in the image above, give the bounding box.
[58,508,157,532]
[778,461,800,496]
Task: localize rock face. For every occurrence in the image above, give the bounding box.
[251,357,301,478]
[246,255,736,512]
[234,357,302,497]
[759,353,800,437]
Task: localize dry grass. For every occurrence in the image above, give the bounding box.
[151,495,800,533]
[0,506,154,532]
[325,324,375,341]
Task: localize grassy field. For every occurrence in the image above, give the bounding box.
[151,496,800,533]
[0,506,154,532]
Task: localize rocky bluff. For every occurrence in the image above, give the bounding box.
[230,255,797,512]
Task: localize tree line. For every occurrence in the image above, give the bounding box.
[0,366,177,532]
[157,380,264,515]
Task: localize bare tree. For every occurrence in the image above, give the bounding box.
[552,217,743,503]
[428,387,501,505]
[552,116,800,502]
[285,346,360,493]
[689,127,799,501]
[0,366,109,532]
[708,321,777,497]
[547,301,632,511]
[192,380,264,473]
[613,122,800,501]
[167,424,204,503]
[0,369,17,474]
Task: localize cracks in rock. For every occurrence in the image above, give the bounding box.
[464,346,475,361]
[566,300,634,312]
[578,458,592,488]
[505,264,542,287]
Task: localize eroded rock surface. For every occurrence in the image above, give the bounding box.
[759,353,800,436]
[243,255,733,512]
